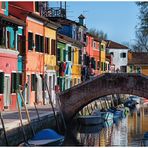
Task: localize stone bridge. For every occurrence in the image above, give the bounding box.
[58,73,148,121]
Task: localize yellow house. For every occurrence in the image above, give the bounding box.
[128,51,148,76]
[100,40,107,74]
[71,46,82,86]
[44,23,59,104]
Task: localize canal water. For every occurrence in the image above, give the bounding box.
[63,103,148,146]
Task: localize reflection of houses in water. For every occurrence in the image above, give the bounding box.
[141,105,148,133]
[111,118,128,146]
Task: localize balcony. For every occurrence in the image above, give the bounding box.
[42,7,66,18]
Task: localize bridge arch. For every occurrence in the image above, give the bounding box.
[58,73,148,122]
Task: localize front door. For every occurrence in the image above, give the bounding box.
[4,75,11,108]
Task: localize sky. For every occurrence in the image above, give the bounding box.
[55,1,139,45]
[51,1,139,44]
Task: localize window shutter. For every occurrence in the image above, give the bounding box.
[0,72,4,94]
[11,73,17,93]
[63,50,66,61]
[51,39,56,55]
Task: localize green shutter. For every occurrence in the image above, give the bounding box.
[63,50,66,61]
[0,72,4,94]
[11,73,16,93]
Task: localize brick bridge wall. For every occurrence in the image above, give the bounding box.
[58,73,148,121]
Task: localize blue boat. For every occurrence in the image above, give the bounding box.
[27,129,64,146]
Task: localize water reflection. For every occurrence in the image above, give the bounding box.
[64,104,148,146]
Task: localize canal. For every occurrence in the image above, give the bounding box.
[63,103,148,146]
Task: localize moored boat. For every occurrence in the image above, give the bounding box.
[78,124,103,134]
[100,111,114,121]
[27,129,64,146]
[77,115,104,125]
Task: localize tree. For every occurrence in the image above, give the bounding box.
[132,31,148,52]
[132,2,148,52]
[136,2,148,35]
[88,28,107,40]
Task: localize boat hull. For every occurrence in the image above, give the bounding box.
[77,115,104,125]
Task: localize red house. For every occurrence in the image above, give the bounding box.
[86,33,101,76]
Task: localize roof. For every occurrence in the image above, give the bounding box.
[57,33,83,48]
[128,52,148,65]
[106,40,129,49]
[78,14,85,19]
[49,17,87,28]
[0,13,26,27]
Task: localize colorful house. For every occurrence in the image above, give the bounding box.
[106,40,129,73]
[49,16,86,89]
[0,2,25,110]
[128,51,148,76]
[85,33,101,78]
[57,33,83,91]
[9,2,59,106]
[100,40,107,73]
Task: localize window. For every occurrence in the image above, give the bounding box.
[35,34,39,52]
[90,57,96,69]
[63,49,66,61]
[45,37,50,54]
[78,50,82,64]
[0,27,5,46]
[97,61,100,70]
[110,52,114,56]
[101,62,104,71]
[0,72,4,94]
[68,46,71,61]
[31,74,36,91]
[57,48,60,61]
[101,45,104,51]
[86,37,88,45]
[1,2,6,10]
[35,34,44,52]
[93,41,96,48]
[35,2,40,12]
[11,73,19,93]
[28,32,33,50]
[40,36,44,52]
[51,39,56,55]
[91,39,93,47]
[120,52,126,58]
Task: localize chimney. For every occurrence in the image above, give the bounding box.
[78,14,85,26]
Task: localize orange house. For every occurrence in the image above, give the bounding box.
[9,2,47,105]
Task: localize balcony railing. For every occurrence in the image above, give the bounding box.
[42,7,66,18]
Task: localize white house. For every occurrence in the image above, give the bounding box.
[106,40,129,72]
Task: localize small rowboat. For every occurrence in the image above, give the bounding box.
[27,129,64,146]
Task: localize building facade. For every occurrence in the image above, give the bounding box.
[106,40,129,73]
[0,2,25,110]
[128,51,148,76]
[9,2,59,106]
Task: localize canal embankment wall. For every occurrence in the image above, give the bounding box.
[0,112,62,146]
